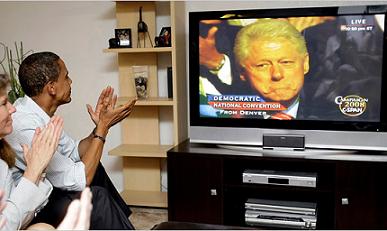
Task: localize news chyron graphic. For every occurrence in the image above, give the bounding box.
[335,95,368,117]
[207,94,285,118]
[340,16,376,32]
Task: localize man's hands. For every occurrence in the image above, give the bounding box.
[87,86,136,134]
[86,86,117,126]
[98,96,136,132]
[81,87,135,185]
[23,116,63,184]
[57,187,93,230]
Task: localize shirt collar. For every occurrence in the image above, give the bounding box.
[284,98,299,118]
[14,95,51,123]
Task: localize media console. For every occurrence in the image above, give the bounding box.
[167,140,387,229]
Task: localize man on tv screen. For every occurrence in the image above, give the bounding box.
[198,16,383,121]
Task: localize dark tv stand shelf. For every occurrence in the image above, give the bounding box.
[167,140,387,229]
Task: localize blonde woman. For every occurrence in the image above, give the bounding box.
[0,73,62,230]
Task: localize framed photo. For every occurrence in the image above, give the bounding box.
[155,27,171,47]
[115,28,132,48]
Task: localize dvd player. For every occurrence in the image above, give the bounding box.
[245,198,317,229]
[243,170,317,188]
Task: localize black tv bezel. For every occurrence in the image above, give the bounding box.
[189,5,387,132]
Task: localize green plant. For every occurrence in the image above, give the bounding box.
[0,42,32,103]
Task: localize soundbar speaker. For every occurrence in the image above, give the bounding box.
[263,134,305,150]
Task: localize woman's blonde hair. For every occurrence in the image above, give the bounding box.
[0,74,15,167]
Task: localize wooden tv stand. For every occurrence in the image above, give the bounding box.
[167,140,387,229]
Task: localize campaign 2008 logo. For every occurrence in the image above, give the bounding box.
[334,95,368,117]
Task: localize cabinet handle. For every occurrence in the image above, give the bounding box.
[210,189,217,196]
[341,198,349,205]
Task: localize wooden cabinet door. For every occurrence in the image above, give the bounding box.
[167,153,223,224]
[335,162,387,229]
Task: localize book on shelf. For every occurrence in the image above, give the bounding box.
[167,66,173,98]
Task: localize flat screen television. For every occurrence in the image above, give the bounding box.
[189,4,387,151]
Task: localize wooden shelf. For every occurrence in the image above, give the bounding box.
[118,96,174,106]
[104,47,172,53]
[120,190,167,208]
[106,1,187,209]
[109,144,172,158]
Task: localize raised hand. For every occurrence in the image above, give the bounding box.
[86,86,116,126]
[287,16,335,32]
[57,187,93,230]
[199,20,224,70]
[98,96,136,131]
[23,116,64,184]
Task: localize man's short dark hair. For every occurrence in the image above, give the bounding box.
[18,52,60,97]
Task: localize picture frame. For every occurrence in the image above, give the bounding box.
[115,28,132,48]
[155,27,171,47]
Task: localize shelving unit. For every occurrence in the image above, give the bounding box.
[116,96,174,106]
[106,1,187,208]
[103,47,172,53]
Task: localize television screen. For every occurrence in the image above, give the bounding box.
[189,5,387,151]
[190,5,387,132]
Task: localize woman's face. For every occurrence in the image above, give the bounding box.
[0,91,16,138]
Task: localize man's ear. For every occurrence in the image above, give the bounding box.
[303,54,310,75]
[240,74,246,82]
[46,81,56,95]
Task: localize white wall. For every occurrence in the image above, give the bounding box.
[1,1,386,193]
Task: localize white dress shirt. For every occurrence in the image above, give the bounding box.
[5,96,86,191]
[0,159,52,230]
